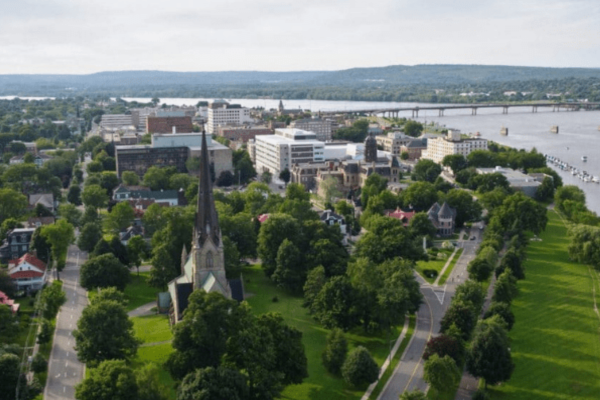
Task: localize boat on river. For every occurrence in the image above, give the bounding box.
[582,156,588,162]
[550,126,559,133]
[500,126,508,136]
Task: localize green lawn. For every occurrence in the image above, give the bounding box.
[132,314,172,344]
[125,272,160,312]
[244,264,404,400]
[132,343,177,399]
[488,211,600,399]
[438,248,463,285]
[417,249,454,284]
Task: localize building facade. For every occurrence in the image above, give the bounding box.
[375,132,413,155]
[289,118,333,141]
[428,202,456,236]
[207,100,253,134]
[422,131,488,163]
[400,138,428,161]
[254,129,325,176]
[0,228,36,263]
[475,166,542,197]
[8,254,47,292]
[216,125,273,143]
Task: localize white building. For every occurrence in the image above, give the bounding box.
[475,166,542,197]
[207,100,253,134]
[422,130,488,164]
[254,128,325,176]
[8,253,48,292]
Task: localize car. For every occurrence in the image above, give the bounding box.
[470,236,476,240]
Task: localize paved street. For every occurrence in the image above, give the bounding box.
[44,245,87,400]
[378,229,481,400]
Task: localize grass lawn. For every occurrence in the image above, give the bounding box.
[132,343,177,400]
[417,249,454,284]
[488,210,600,399]
[132,314,172,344]
[125,271,159,312]
[438,248,463,285]
[244,264,404,400]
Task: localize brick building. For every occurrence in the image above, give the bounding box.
[146,116,193,134]
[216,125,273,143]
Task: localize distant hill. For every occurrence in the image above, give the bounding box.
[2,64,600,102]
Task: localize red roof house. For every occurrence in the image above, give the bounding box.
[8,253,48,292]
[0,290,19,314]
[386,208,416,226]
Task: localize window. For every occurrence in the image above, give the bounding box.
[206,252,214,269]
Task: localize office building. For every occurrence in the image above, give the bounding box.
[290,117,333,141]
[422,131,488,163]
[207,100,253,134]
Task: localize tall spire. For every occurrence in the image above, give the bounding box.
[194,130,220,247]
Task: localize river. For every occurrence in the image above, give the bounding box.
[4,95,600,213]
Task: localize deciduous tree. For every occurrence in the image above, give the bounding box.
[341,346,379,387]
[80,253,130,291]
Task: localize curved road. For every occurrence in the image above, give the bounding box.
[378,232,481,399]
[44,245,87,400]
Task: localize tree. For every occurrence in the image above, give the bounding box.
[311,275,358,331]
[423,334,464,364]
[143,166,173,191]
[74,300,139,365]
[260,170,273,185]
[454,280,485,315]
[0,270,16,299]
[121,171,140,186]
[401,181,438,211]
[149,245,178,290]
[31,353,47,374]
[408,212,436,238]
[322,328,348,375]
[496,192,548,235]
[30,227,51,263]
[100,171,120,196]
[555,185,586,213]
[75,360,138,400]
[535,176,555,202]
[341,346,379,387]
[136,364,169,400]
[272,239,304,291]
[466,316,514,388]
[423,354,460,395]
[104,202,135,233]
[403,120,424,137]
[42,220,75,280]
[177,366,249,400]
[67,185,82,205]
[567,224,600,269]
[0,188,27,223]
[400,390,427,400]
[445,189,482,227]
[303,266,327,310]
[38,282,67,318]
[495,248,525,280]
[90,287,128,306]
[37,318,53,345]
[58,203,82,228]
[127,235,147,276]
[320,176,342,205]
[400,151,409,160]
[0,352,21,400]
[484,302,515,330]
[279,168,291,186]
[77,222,103,253]
[492,270,518,304]
[257,213,300,277]
[80,253,131,291]
[215,171,234,187]
[355,216,424,263]
[442,154,468,174]
[0,305,18,340]
[472,173,510,193]
[467,257,493,282]
[412,159,442,183]
[86,160,103,174]
[82,184,109,210]
[220,213,257,259]
[440,301,478,342]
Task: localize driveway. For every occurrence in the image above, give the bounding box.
[44,245,87,400]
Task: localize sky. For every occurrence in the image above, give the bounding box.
[0,0,599,74]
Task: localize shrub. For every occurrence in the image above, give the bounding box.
[31,353,47,373]
[322,329,348,375]
[341,346,379,387]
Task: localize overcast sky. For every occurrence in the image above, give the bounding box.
[0,0,599,74]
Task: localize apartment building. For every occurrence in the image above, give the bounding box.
[289,117,333,141]
[207,100,253,134]
[375,131,413,155]
[422,131,488,163]
[254,129,325,176]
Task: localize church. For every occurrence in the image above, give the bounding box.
[167,131,244,324]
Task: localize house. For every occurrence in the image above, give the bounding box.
[167,131,244,325]
[0,290,19,314]
[112,185,184,206]
[0,228,36,263]
[386,208,416,226]
[8,253,48,293]
[26,216,55,228]
[320,210,348,244]
[427,202,456,236]
[9,153,53,167]
[28,193,55,212]
[475,167,542,198]
[257,214,271,224]
[119,224,144,245]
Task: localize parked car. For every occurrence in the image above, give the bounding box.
[470,236,476,240]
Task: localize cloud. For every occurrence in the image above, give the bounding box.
[0,0,598,74]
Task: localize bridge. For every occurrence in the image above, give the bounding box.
[318,102,600,118]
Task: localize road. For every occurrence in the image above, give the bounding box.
[44,245,87,400]
[378,229,481,399]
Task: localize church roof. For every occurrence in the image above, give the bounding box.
[438,202,456,219]
[229,278,244,302]
[194,130,221,247]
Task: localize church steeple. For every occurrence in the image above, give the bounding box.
[194,130,221,247]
